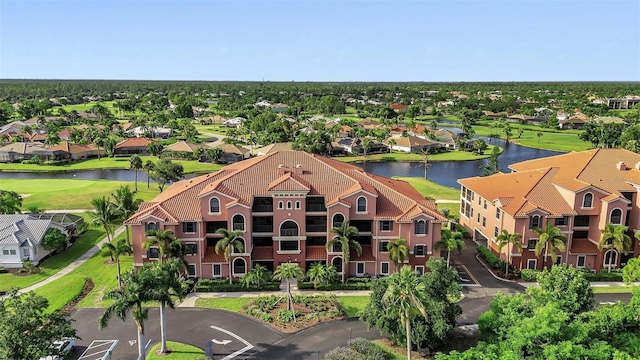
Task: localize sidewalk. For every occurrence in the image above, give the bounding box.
[178,290,373,307]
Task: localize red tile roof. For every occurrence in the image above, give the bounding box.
[570,240,599,255]
[390,103,408,110]
[306,246,327,260]
[115,138,151,149]
[203,246,226,263]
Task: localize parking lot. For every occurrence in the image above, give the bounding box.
[455,264,481,287]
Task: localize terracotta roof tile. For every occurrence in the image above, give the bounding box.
[268,172,311,192]
[115,138,151,148]
[352,245,375,261]
[306,246,327,260]
[203,246,226,263]
[570,240,599,255]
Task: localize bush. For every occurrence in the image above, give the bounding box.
[298,280,372,291]
[324,347,366,360]
[477,246,504,270]
[584,271,623,282]
[194,278,280,292]
[348,338,390,360]
[520,269,540,282]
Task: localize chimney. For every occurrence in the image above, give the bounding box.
[635,161,640,171]
[617,161,627,171]
[294,164,304,175]
[277,164,288,175]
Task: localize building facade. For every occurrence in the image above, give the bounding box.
[126,151,446,279]
[458,149,640,272]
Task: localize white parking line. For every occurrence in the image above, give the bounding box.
[78,340,118,360]
[210,325,254,360]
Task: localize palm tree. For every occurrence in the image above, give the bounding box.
[533,223,567,270]
[87,196,119,243]
[598,223,632,273]
[273,263,305,312]
[129,155,143,192]
[387,238,409,272]
[434,229,465,267]
[148,259,185,355]
[387,138,396,153]
[496,230,522,276]
[101,237,131,288]
[214,229,244,284]
[112,185,143,246]
[382,266,428,360]
[326,221,361,283]
[306,262,337,289]
[143,160,155,189]
[241,264,272,290]
[143,229,180,263]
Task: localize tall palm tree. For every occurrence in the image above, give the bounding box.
[214,228,244,284]
[382,266,428,360]
[129,155,143,192]
[87,196,119,243]
[273,263,305,313]
[533,222,567,270]
[112,185,143,246]
[326,221,361,283]
[598,223,632,273]
[496,230,522,276]
[143,160,155,189]
[101,237,131,288]
[434,229,465,267]
[387,238,409,272]
[143,229,180,263]
[148,259,185,355]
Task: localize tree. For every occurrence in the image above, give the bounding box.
[529,265,594,316]
[0,291,77,360]
[101,237,131,288]
[45,131,61,147]
[387,138,396,153]
[42,228,67,254]
[147,259,186,355]
[306,262,337,289]
[434,229,464,267]
[382,266,428,360]
[496,230,522,276]
[143,160,155,189]
[598,223,632,273]
[481,146,500,176]
[128,155,143,193]
[622,256,640,284]
[421,148,431,179]
[0,190,22,214]
[326,221,361,283]
[214,229,244,284]
[472,138,487,155]
[143,229,179,263]
[112,185,143,246]
[241,264,272,290]
[87,196,119,243]
[533,223,567,269]
[174,102,194,119]
[536,131,543,143]
[148,159,184,192]
[273,263,305,312]
[362,138,372,157]
[387,238,409,272]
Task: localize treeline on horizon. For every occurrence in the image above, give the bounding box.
[0,79,638,102]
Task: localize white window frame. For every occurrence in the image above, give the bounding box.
[356,196,367,213]
[527,238,538,251]
[209,197,221,214]
[604,249,618,268]
[295,201,301,209]
[232,258,247,276]
[414,244,427,257]
[380,220,393,232]
[185,242,197,256]
[414,220,427,235]
[279,240,300,253]
[527,259,537,270]
[379,241,390,253]
[483,200,487,210]
[332,213,345,228]
[278,201,283,209]
[496,208,500,220]
[332,256,343,274]
[356,262,365,275]
[529,215,540,229]
[187,264,197,278]
[415,265,425,276]
[232,238,246,254]
[232,214,245,232]
[380,262,390,275]
[582,192,593,209]
[22,248,30,258]
[576,255,586,268]
[287,201,292,210]
[148,246,160,260]
[212,263,222,278]
[494,226,499,237]
[482,216,486,228]
[610,208,623,225]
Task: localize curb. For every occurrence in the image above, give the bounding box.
[474,254,519,284]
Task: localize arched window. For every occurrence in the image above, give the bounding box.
[280,220,299,237]
[414,220,428,234]
[332,213,345,228]
[583,193,593,208]
[610,208,622,224]
[145,222,158,231]
[356,197,367,212]
[604,249,618,268]
[295,201,301,209]
[232,214,245,231]
[233,238,245,254]
[287,201,292,210]
[529,215,540,229]
[233,258,246,275]
[209,197,220,213]
[332,257,343,273]
[332,241,342,253]
[278,201,283,209]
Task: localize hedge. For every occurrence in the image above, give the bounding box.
[519,268,623,282]
[477,246,504,270]
[194,279,281,292]
[520,269,540,282]
[298,280,373,291]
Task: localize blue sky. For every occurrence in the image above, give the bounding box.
[1,0,639,81]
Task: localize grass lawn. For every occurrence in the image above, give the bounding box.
[336,146,500,164]
[437,202,460,218]
[394,177,460,201]
[473,125,591,152]
[373,340,418,360]
[195,297,253,312]
[2,179,159,210]
[0,156,222,174]
[337,296,370,317]
[147,341,205,360]
[592,286,634,294]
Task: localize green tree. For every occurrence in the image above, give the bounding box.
[536,131,543,143]
[42,228,68,254]
[326,221,361,283]
[129,155,143,191]
[0,190,22,214]
[273,263,305,312]
[0,291,77,360]
[434,229,464,267]
[529,265,594,316]
[241,264,272,290]
[147,142,164,156]
[112,185,143,246]
[143,229,179,263]
[306,262,337,289]
[101,237,131,288]
[214,229,244,284]
[496,230,522,276]
[143,160,155,189]
[87,196,119,243]
[481,146,500,176]
[148,259,186,355]
[622,257,640,284]
[387,238,409,272]
[598,223,632,273]
[533,222,567,270]
[362,137,373,156]
[149,159,184,192]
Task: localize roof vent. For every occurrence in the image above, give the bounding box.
[617,161,628,171]
[294,164,304,175]
[277,164,288,175]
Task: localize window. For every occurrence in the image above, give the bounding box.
[295,201,301,209]
[415,266,425,276]
[278,201,283,209]
[356,197,367,212]
[148,247,160,259]
[483,200,488,210]
[380,262,390,275]
[482,216,486,228]
[356,262,365,275]
[527,259,537,270]
[478,197,481,205]
[280,240,299,251]
[145,222,158,231]
[232,214,245,231]
[610,209,622,224]
[233,238,246,253]
[22,248,30,258]
[577,255,586,268]
[182,222,196,233]
[477,213,480,223]
[555,216,568,227]
[280,221,299,237]
[494,226,499,237]
[604,250,618,268]
[209,198,220,213]
[555,255,562,266]
[185,243,197,255]
[187,264,196,278]
[414,245,427,256]
[496,208,501,219]
[331,242,342,253]
[414,220,427,235]
[9,249,16,255]
[332,213,344,228]
[213,264,222,277]
[529,215,540,229]
[332,257,343,273]
[379,241,389,252]
[573,230,589,239]
[2,250,8,255]
[233,258,246,275]
[287,201,292,210]
[379,221,393,232]
[583,193,593,208]
[527,239,538,250]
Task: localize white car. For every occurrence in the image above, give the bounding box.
[39,338,76,360]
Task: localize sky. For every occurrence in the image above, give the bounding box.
[1,0,639,82]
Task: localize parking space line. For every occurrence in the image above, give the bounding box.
[79,340,118,360]
[461,265,481,286]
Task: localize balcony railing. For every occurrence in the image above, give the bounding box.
[306,224,326,232]
[280,229,299,237]
[233,223,245,231]
[252,205,273,212]
[253,225,273,233]
[306,204,327,212]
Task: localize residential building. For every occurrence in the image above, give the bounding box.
[215,143,251,163]
[387,136,441,154]
[125,151,446,279]
[599,96,640,110]
[458,149,640,272]
[0,142,54,162]
[114,138,151,155]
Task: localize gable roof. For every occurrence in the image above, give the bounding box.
[49,142,100,154]
[115,138,151,149]
[163,141,202,153]
[0,215,52,247]
[255,143,293,155]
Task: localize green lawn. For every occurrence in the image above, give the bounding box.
[337,146,500,164]
[2,179,159,210]
[437,203,461,218]
[592,286,634,294]
[473,125,591,152]
[195,297,253,312]
[395,177,460,201]
[372,340,412,360]
[337,296,370,317]
[147,341,205,360]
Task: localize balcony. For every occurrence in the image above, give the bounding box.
[253,224,273,233]
[252,197,273,213]
[306,197,327,212]
[252,204,273,213]
[574,215,590,227]
[205,221,227,234]
[306,224,326,232]
[281,229,299,237]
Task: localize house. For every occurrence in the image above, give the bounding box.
[215,143,251,164]
[600,96,640,110]
[114,138,151,155]
[0,215,65,268]
[125,151,446,279]
[223,117,246,128]
[255,143,293,156]
[558,118,587,130]
[458,149,640,272]
[162,141,202,158]
[390,103,408,113]
[0,142,53,162]
[199,115,228,125]
[0,121,28,137]
[254,100,272,108]
[355,119,382,130]
[128,126,172,139]
[49,142,106,160]
[270,103,289,113]
[337,138,388,155]
[387,136,442,154]
[556,111,569,121]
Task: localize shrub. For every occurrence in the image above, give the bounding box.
[324,347,366,360]
[584,271,623,282]
[348,338,390,360]
[277,309,300,323]
[477,246,504,270]
[194,278,280,292]
[520,269,540,282]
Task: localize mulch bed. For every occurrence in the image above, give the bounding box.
[63,278,94,314]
